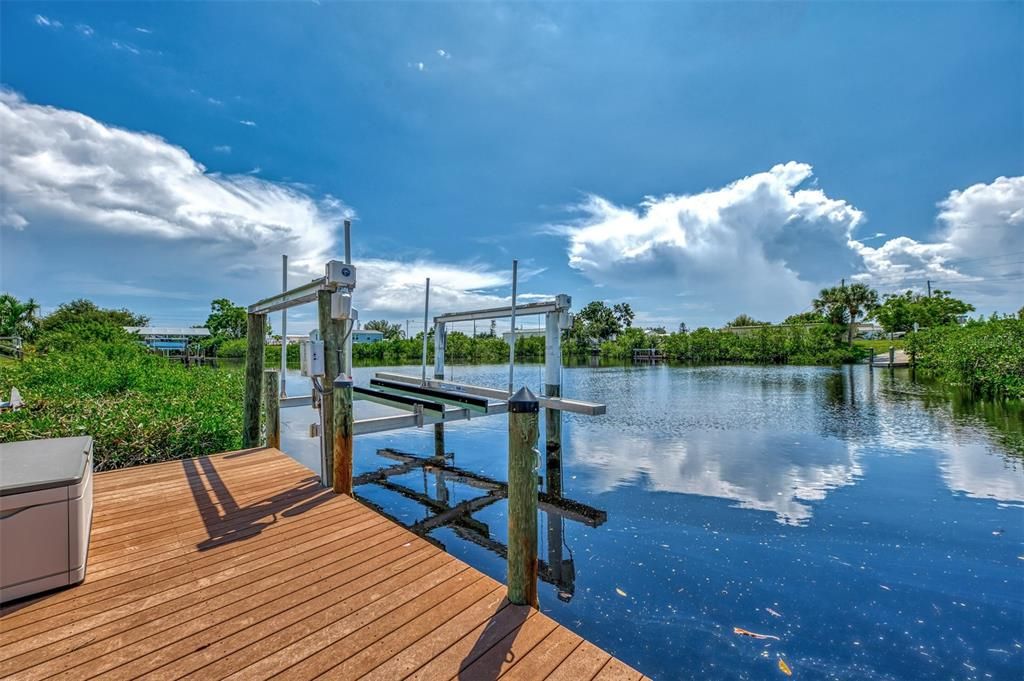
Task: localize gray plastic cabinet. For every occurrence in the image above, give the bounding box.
[0,437,94,603]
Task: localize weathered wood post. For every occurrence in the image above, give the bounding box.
[507,386,540,607]
[263,369,280,449]
[332,375,354,495]
[889,345,896,372]
[242,313,266,448]
[318,290,345,483]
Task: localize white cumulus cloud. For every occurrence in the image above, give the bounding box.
[0,89,346,276]
[0,91,542,327]
[559,164,1023,323]
[851,175,1024,306]
[558,162,866,322]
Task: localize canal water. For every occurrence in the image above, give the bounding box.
[277,363,1023,680]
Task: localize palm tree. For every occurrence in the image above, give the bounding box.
[0,294,39,340]
[813,283,879,345]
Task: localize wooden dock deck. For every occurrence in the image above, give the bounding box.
[0,448,647,681]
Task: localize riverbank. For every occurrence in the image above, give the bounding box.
[3,320,1021,470]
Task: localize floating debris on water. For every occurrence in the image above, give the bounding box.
[778,657,793,676]
[615,587,628,597]
[766,608,783,618]
[734,627,781,641]
[880,584,892,591]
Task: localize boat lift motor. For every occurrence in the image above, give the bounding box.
[325,260,357,288]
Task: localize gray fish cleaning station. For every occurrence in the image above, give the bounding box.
[242,223,607,605]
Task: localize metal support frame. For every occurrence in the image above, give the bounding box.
[430,292,572,402]
[248,277,335,315]
[374,372,605,415]
[433,299,570,325]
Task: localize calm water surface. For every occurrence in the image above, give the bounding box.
[277,363,1023,681]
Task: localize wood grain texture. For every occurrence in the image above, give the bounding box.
[0,448,649,680]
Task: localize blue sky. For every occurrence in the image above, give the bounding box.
[1,1,1021,332]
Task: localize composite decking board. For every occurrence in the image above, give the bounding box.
[0,507,386,632]
[84,493,360,567]
[89,465,317,519]
[88,474,319,519]
[90,455,300,498]
[9,508,378,632]
[166,552,456,681]
[297,582,508,681]
[76,547,447,681]
[403,607,540,681]
[455,612,561,679]
[501,626,585,680]
[593,658,646,681]
[0,511,391,659]
[359,586,514,681]
[87,488,353,559]
[545,641,614,681]
[0,510,388,634]
[243,570,489,681]
[1,525,417,678]
[0,448,648,681]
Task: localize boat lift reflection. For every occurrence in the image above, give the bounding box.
[353,446,606,602]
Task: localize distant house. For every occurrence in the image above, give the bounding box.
[353,330,384,344]
[271,331,384,345]
[124,327,211,353]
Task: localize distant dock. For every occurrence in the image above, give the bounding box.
[872,348,912,368]
[633,348,666,363]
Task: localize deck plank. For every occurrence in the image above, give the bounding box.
[0,448,647,680]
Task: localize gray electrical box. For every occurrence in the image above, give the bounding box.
[1,436,93,603]
[325,260,357,288]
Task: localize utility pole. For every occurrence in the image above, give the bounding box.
[927,280,932,298]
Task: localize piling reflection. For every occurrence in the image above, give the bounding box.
[353,436,606,601]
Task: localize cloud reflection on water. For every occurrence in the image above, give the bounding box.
[568,427,862,525]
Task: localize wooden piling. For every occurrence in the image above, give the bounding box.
[318,290,345,483]
[332,376,354,495]
[433,423,446,459]
[242,313,266,448]
[263,369,280,449]
[507,386,540,607]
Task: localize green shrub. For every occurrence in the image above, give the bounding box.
[0,336,243,470]
[597,323,853,365]
[906,317,1024,398]
[217,338,248,358]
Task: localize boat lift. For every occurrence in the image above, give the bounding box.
[243,235,606,489]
